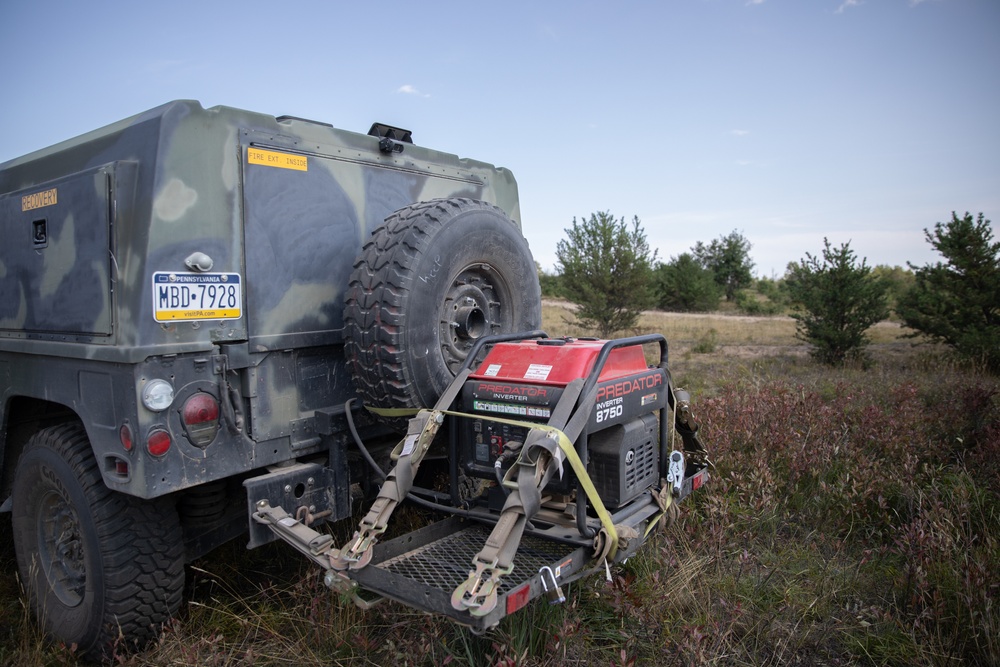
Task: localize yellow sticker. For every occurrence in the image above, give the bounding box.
[22,188,58,211]
[247,147,308,171]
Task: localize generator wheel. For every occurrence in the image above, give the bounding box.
[11,423,185,660]
[344,198,541,411]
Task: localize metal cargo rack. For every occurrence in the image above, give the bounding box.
[345,517,585,628]
[253,331,710,630]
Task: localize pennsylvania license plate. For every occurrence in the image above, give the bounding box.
[152,272,242,322]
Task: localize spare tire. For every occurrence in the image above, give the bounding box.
[344,198,541,410]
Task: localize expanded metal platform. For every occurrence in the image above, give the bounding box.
[379,523,572,595]
[348,516,589,630]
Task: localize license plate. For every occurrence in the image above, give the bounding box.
[152,272,242,322]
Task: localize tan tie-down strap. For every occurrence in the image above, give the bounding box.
[450,382,645,616]
[329,408,444,570]
[331,370,473,570]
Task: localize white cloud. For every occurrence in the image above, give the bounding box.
[397,84,430,98]
[836,0,863,14]
[746,0,766,5]
[731,129,750,137]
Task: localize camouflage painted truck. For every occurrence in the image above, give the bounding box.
[0,101,709,659]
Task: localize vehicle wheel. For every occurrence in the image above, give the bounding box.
[12,423,185,660]
[344,198,541,410]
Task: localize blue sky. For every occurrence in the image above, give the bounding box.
[2,0,997,277]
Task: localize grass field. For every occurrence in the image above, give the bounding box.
[1,305,997,666]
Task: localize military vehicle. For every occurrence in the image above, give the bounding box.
[0,101,709,659]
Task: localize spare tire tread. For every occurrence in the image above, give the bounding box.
[344,198,541,410]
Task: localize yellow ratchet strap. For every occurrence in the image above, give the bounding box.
[364,405,422,418]
[439,409,620,560]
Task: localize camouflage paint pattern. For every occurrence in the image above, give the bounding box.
[0,101,523,503]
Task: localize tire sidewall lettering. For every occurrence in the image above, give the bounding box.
[418,254,443,284]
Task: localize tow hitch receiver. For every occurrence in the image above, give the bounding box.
[254,332,710,631]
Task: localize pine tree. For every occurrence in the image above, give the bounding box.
[785,239,889,365]
[692,230,755,301]
[556,212,656,337]
[655,253,722,312]
[897,212,1000,372]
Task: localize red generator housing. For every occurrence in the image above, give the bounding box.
[456,337,668,509]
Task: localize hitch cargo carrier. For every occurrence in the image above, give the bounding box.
[342,517,584,627]
[253,331,709,630]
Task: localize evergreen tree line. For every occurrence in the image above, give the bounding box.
[545,211,1000,372]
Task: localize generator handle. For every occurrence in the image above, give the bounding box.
[577,334,667,403]
[575,333,669,538]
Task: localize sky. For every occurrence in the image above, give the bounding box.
[1,0,997,277]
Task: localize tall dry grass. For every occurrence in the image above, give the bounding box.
[1,305,997,666]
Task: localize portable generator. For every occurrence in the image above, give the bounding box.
[455,337,667,508]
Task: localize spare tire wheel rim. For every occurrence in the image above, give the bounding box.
[440,263,510,373]
[37,483,87,607]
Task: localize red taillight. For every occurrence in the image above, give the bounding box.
[147,429,171,457]
[119,423,134,452]
[182,392,220,447]
[183,392,219,424]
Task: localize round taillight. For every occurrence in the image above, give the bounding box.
[119,423,134,452]
[182,392,220,447]
[147,429,171,457]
